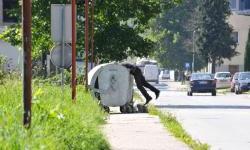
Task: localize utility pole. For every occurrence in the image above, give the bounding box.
[22,0,32,128]
[192,30,196,73]
[72,0,77,101]
[90,0,95,69]
[85,0,89,91]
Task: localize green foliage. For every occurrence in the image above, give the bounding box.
[196,0,237,73]
[33,69,84,85]
[0,55,7,83]
[0,80,110,150]
[244,29,250,71]
[151,0,206,70]
[0,24,22,47]
[0,0,180,62]
[148,106,210,150]
[0,55,21,84]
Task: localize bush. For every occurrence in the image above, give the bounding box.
[34,70,85,86]
[0,80,110,150]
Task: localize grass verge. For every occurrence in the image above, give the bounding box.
[0,80,110,150]
[148,105,210,150]
[217,88,231,94]
[133,92,143,102]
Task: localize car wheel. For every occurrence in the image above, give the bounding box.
[238,89,242,94]
[187,91,190,96]
[189,91,193,96]
[212,90,216,96]
[230,88,234,93]
[156,80,159,84]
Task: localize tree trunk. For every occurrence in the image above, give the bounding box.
[211,59,216,73]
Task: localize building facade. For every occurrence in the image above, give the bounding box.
[214,0,250,73]
[0,0,21,71]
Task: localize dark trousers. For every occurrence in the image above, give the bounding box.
[134,73,159,101]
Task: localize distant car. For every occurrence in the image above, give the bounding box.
[187,73,216,96]
[143,64,159,84]
[159,70,170,80]
[214,72,231,89]
[230,72,239,92]
[234,72,250,94]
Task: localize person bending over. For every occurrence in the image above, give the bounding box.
[122,63,160,105]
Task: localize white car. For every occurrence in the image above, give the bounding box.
[143,64,159,84]
[214,72,231,88]
[159,70,170,79]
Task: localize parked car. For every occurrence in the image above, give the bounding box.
[143,64,159,84]
[214,72,231,89]
[187,73,216,96]
[159,70,170,79]
[230,72,239,92]
[234,72,250,94]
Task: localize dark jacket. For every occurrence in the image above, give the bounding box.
[122,63,142,76]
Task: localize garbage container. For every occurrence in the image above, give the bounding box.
[88,62,134,113]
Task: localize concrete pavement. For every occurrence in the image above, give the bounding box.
[104,113,190,150]
[103,81,190,150]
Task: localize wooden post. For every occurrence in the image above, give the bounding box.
[22,0,32,128]
[72,0,77,101]
[84,0,89,91]
[90,0,94,69]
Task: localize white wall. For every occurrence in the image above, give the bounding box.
[0,0,3,25]
[0,40,22,70]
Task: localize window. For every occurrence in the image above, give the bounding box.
[231,32,239,43]
[240,0,250,10]
[3,0,18,23]
[230,0,237,9]
[229,65,239,74]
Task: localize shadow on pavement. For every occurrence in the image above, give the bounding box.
[156,105,250,109]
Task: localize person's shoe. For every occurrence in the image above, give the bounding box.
[155,91,160,99]
[144,97,152,105]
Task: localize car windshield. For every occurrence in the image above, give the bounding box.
[216,73,231,78]
[240,73,250,80]
[191,74,212,80]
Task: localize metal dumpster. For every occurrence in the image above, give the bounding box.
[88,62,135,113]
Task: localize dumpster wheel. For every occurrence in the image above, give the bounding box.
[137,104,148,113]
[103,105,110,113]
[120,103,135,113]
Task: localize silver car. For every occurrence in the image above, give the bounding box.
[235,72,250,94]
[214,72,231,89]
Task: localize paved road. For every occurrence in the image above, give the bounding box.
[153,80,250,150]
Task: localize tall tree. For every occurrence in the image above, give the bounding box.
[196,0,237,73]
[244,29,250,71]
[151,0,206,71]
[0,0,181,63]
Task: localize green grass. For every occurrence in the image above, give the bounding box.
[0,80,110,150]
[133,92,143,102]
[217,88,231,94]
[149,106,210,150]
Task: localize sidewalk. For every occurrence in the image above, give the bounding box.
[103,113,190,150]
[165,81,187,91]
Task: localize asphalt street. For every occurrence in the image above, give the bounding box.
[151,80,250,150]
